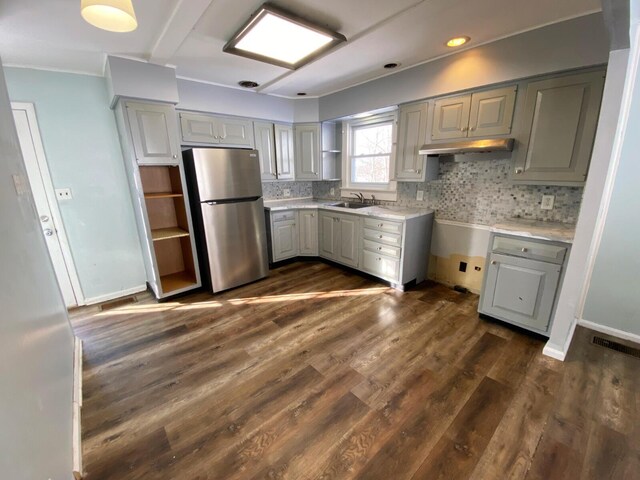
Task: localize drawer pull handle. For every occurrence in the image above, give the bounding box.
[378,223,383,227]
[378,247,382,251]
[521,247,528,252]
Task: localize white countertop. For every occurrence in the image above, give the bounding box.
[491,218,575,243]
[263,197,434,220]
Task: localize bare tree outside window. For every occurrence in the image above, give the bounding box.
[350,123,392,185]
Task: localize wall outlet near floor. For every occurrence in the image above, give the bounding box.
[330,188,335,196]
[416,190,424,201]
[283,188,291,198]
[55,188,73,200]
[541,194,555,210]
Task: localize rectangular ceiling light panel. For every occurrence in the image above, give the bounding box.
[223,3,346,70]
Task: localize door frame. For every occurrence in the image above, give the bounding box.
[12,102,85,306]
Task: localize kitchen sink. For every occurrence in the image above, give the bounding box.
[336,202,370,209]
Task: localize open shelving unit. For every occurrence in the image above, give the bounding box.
[140,165,198,296]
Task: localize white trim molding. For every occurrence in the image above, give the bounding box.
[83,284,147,306]
[72,336,83,479]
[579,319,640,344]
[543,319,577,361]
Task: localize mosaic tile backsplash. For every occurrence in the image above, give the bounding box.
[262,181,313,200]
[311,156,584,226]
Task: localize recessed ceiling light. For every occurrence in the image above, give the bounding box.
[297,92,307,96]
[81,0,138,32]
[384,63,399,69]
[224,4,346,70]
[238,80,259,88]
[446,36,470,48]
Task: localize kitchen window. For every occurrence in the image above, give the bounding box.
[342,112,398,200]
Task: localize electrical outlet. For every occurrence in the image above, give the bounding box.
[416,190,424,201]
[55,188,73,200]
[541,194,555,210]
[330,188,335,196]
[283,188,291,198]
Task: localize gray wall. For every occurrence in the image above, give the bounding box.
[0,60,74,479]
[319,13,609,120]
[546,48,630,354]
[4,67,146,303]
[582,33,640,336]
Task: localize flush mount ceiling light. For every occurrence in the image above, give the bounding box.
[223,3,346,70]
[446,36,470,48]
[81,0,138,32]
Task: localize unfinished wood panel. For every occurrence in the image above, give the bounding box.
[153,237,185,276]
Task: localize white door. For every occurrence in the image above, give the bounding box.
[12,103,83,308]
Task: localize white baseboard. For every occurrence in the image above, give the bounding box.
[578,319,640,344]
[83,284,146,306]
[542,319,577,361]
[73,337,83,477]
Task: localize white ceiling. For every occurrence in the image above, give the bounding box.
[0,0,602,98]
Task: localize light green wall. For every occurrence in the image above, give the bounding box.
[4,67,145,301]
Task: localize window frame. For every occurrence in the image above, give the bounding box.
[341,112,398,200]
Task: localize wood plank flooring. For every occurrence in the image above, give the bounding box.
[69,261,640,480]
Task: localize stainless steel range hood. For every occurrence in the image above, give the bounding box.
[419,138,514,156]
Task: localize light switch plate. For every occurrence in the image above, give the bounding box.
[56,188,73,200]
[416,190,424,201]
[541,194,555,210]
[283,188,291,198]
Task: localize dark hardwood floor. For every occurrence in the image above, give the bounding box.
[69,261,640,479]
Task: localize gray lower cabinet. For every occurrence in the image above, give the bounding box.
[271,211,298,261]
[125,101,180,165]
[479,234,569,335]
[319,211,358,267]
[298,210,318,256]
[511,70,605,185]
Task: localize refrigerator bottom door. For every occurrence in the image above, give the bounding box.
[201,198,269,292]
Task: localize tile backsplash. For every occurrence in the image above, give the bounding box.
[312,156,584,226]
[262,181,313,200]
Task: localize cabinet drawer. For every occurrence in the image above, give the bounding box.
[492,236,566,264]
[363,217,403,234]
[362,250,400,281]
[363,239,401,258]
[271,210,296,223]
[363,228,402,247]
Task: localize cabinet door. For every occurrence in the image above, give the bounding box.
[294,124,321,180]
[396,102,428,180]
[273,219,298,261]
[480,253,561,332]
[512,71,604,184]
[431,94,471,140]
[336,215,359,268]
[126,102,180,164]
[217,117,255,147]
[319,213,337,260]
[468,86,517,137]
[274,124,295,180]
[180,112,219,144]
[298,210,318,256]
[254,122,277,181]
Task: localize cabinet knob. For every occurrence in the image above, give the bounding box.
[491,260,497,265]
[44,228,54,237]
[378,223,383,227]
[379,235,383,239]
[378,247,382,251]
[311,214,315,217]
[461,127,468,132]
[172,154,178,159]
[521,247,528,252]
[515,168,523,174]
[377,257,381,261]
[470,126,476,131]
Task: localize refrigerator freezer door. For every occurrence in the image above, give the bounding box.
[201,198,269,292]
[191,148,262,201]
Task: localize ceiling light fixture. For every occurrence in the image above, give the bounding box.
[81,0,138,32]
[224,3,346,70]
[446,36,470,48]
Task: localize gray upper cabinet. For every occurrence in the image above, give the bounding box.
[125,101,180,165]
[396,102,429,181]
[180,112,254,148]
[431,86,517,140]
[294,123,322,181]
[274,124,295,181]
[468,86,517,137]
[254,121,277,181]
[431,95,471,140]
[512,71,605,184]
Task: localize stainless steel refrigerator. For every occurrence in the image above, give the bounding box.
[183,148,269,293]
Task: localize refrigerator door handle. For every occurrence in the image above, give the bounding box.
[204,196,261,206]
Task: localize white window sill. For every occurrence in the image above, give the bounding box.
[340,187,398,202]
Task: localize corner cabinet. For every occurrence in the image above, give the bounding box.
[511,70,605,185]
[294,123,322,180]
[125,102,181,165]
[114,100,201,299]
[431,85,516,140]
[179,112,254,148]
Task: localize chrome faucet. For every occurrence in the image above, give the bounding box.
[351,192,365,203]
[370,195,376,206]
